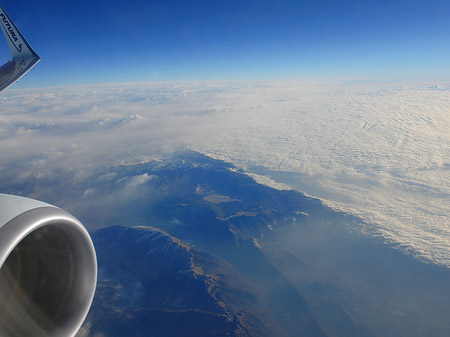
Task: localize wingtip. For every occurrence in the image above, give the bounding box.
[0,4,40,93]
[0,4,39,60]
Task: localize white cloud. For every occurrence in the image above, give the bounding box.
[1,80,449,266]
[125,173,156,190]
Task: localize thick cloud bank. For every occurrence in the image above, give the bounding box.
[1,80,449,266]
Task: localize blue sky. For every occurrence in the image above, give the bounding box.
[1,0,450,87]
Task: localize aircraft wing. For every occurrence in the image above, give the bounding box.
[0,4,40,93]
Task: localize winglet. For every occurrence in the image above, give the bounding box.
[0,4,39,93]
[0,4,39,60]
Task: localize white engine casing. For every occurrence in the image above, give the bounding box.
[0,194,97,337]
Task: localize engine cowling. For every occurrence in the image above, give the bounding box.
[0,194,97,337]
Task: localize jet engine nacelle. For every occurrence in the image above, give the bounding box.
[0,194,97,337]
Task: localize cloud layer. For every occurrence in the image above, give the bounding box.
[1,80,449,266]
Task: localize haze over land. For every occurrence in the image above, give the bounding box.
[70,152,450,337]
[1,80,449,267]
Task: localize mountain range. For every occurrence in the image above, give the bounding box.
[6,151,449,337]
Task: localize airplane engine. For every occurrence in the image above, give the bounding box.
[0,194,97,337]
